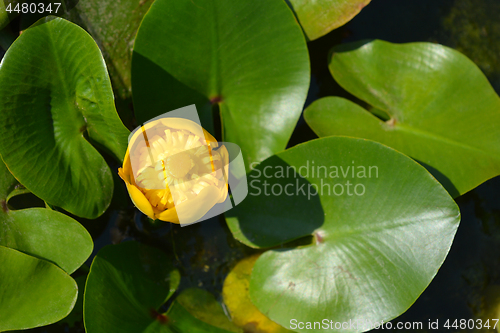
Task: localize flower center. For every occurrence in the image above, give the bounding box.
[166,151,193,178]
[131,125,225,212]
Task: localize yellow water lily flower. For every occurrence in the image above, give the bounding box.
[118,118,228,224]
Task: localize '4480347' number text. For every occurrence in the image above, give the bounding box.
[6,2,61,14]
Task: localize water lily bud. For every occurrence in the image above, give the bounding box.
[118,118,229,224]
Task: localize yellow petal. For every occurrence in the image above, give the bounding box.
[216,145,230,203]
[159,118,205,141]
[218,184,229,203]
[202,128,218,147]
[155,207,180,223]
[119,150,130,180]
[124,182,155,220]
[145,189,163,207]
[118,167,128,182]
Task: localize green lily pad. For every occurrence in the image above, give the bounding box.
[304,39,500,198]
[175,288,243,333]
[286,0,371,41]
[84,241,234,333]
[0,159,92,274]
[0,16,130,219]
[0,159,90,330]
[132,0,310,168]
[0,208,93,274]
[165,300,235,333]
[0,245,78,331]
[0,157,17,201]
[176,288,241,333]
[84,241,181,333]
[226,137,460,332]
[60,274,87,328]
[0,1,20,30]
[0,1,8,30]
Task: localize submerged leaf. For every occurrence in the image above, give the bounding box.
[223,255,293,333]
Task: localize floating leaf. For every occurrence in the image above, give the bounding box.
[176,288,241,333]
[0,208,93,274]
[0,157,17,201]
[0,159,89,330]
[0,16,130,219]
[0,245,77,331]
[222,255,293,333]
[0,1,8,30]
[226,137,460,332]
[84,241,235,333]
[132,0,310,168]
[0,159,92,274]
[0,0,20,30]
[286,0,371,40]
[167,298,235,333]
[60,274,87,328]
[84,241,180,333]
[304,40,500,197]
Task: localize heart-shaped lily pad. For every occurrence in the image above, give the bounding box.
[132,0,310,169]
[0,245,77,331]
[84,241,180,333]
[286,0,371,41]
[84,241,234,333]
[226,136,460,332]
[304,39,500,198]
[0,16,130,219]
